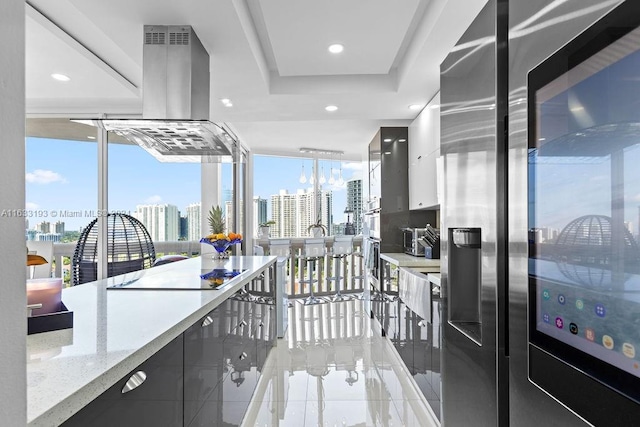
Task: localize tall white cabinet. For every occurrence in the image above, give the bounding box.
[408,92,441,210]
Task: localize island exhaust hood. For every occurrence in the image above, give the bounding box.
[86,25,237,162]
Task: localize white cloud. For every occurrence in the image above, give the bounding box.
[25,169,67,184]
[25,202,39,210]
[343,162,363,170]
[144,195,163,204]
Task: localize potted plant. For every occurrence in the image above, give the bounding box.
[307,214,328,237]
[258,220,276,238]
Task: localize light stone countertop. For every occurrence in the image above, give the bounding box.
[26,256,276,427]
[380,253,441,271]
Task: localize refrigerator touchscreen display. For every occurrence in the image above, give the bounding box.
[528,20,640,403]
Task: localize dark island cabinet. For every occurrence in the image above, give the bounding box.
[63,290,276,427]
[183,300,229,426]
[185,297,275,427]
[61,333,184,427]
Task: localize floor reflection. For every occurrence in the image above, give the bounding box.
[243,299,438,427]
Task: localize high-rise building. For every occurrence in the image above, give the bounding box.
[270,189,333,237]
[134,204,179,242]
[346,178,363,234]
[179,215,188,240]
[36,232,61,243]
[36,221,50,234]
[186,203,201,240]
[253,197,268,236]
[54,220,65,235]
[224,200,244,233]
[271,190,299,238]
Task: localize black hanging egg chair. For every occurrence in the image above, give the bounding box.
[72,213,156,286]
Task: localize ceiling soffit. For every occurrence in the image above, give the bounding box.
[243,0,429,93]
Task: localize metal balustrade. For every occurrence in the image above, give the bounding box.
[254,236,365,299]
[51,237,365,298]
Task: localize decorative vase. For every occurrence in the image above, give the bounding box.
[310,226,324,238]
[259,226,270,238]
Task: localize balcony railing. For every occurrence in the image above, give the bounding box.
[254,236,365,298]
[52,236,365,298]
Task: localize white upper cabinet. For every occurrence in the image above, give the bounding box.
[408,92,441,210]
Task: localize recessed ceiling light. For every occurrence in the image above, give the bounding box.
[398,139,406,142]
[408,104,422,110]
[51,73,70,82]
[224,102,233,107]
[429,104,440,109]
[87,136,96,140]
[325,105,338,112]
[328,44,344,54]
[383,138,392,142]
[220,98,230,104]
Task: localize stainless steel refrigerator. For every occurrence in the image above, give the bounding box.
[440,0,640,425]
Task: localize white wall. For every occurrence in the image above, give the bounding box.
[0,0,26,424]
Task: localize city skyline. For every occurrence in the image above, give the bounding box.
[25,137,364,238]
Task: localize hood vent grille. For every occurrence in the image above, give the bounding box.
[145,31,165,45]
[169,31,189,45]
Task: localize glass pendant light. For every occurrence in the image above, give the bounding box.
[309,165,315,185]
[336,154,345,186]
[328,154,336,185]
[319,165,326,184]
[299,161,307,184]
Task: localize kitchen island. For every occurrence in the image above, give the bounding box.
[27,255,278,427]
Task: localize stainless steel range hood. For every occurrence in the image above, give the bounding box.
[87,25,237,162]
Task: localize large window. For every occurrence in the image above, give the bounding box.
[252,154,363,238]
[108,141,201,246]
[25,136,97,283]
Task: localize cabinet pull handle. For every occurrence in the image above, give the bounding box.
[419,202,423,206]
[121,371,147,394]
[418,155,422,159]
[201,315,214,327]
[239,352,248,360]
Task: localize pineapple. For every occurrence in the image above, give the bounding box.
[207,205,225,235]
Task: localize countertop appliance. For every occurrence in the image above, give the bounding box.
[440,1,640,426]
[402,227,427,256]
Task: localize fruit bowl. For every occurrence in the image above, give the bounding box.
[200,235,242,259]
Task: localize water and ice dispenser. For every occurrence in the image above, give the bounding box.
[448,228,482,344]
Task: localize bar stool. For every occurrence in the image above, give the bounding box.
[268,239,291,258]
[351,241,366,299]
[328,235,354,302]
[300,238,326,305]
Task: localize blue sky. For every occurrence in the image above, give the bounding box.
[25,138,361,231]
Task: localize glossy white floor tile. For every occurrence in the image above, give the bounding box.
[243,299,439,427]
